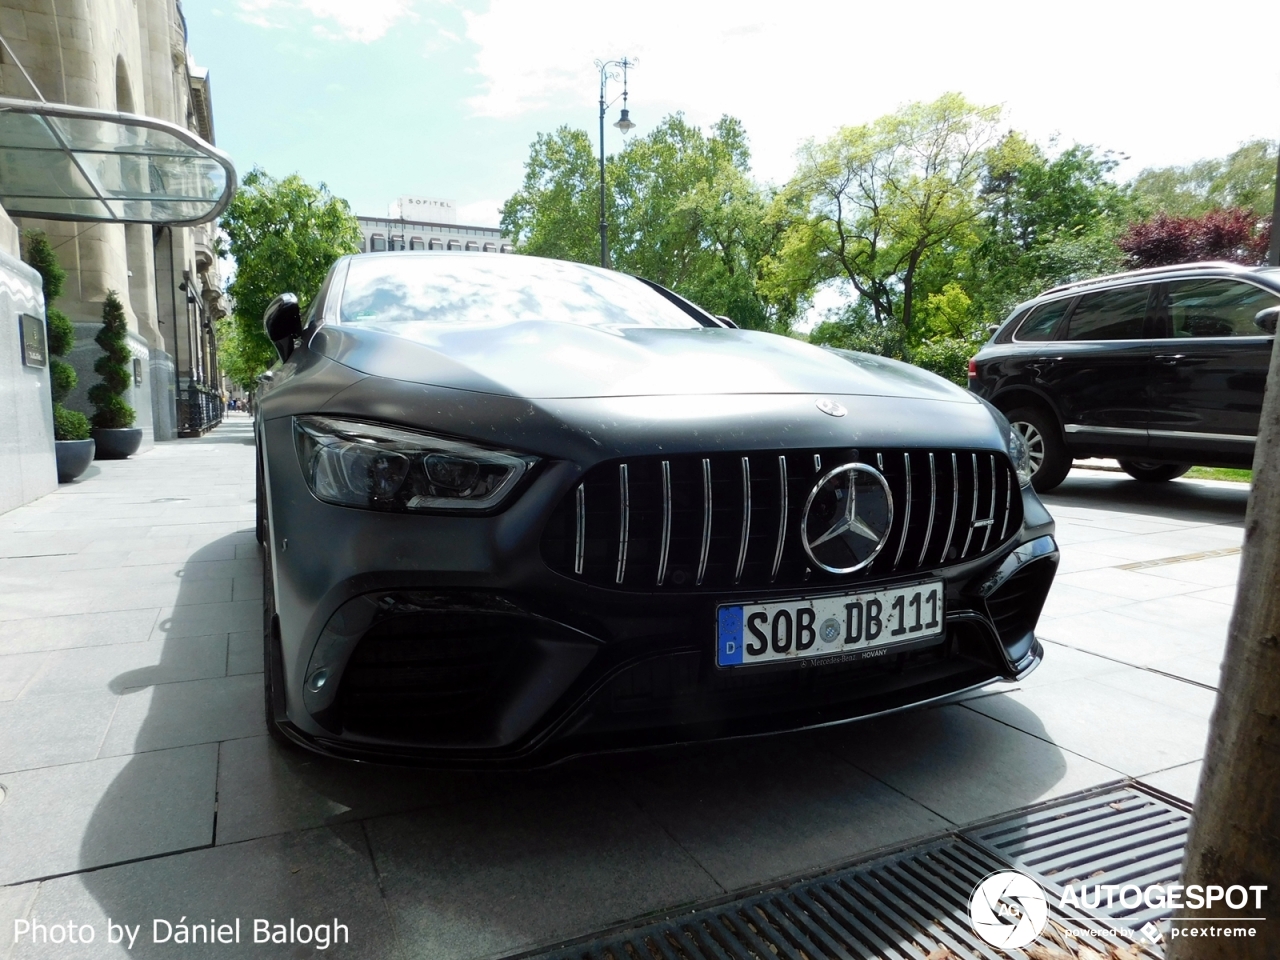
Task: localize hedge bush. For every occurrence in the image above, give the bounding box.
[88,291,136,430]
[23,232,90,441]
[908,337,981,386]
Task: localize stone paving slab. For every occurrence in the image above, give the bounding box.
[212,736,501,846]
[0,425,1248,959]
[604,733,948,892]
[364,774,721,960]
[0,745,217,886]
[821,701,1121,824]
[8,824,398,959]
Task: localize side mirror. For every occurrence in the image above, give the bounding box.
[715,314,739,329]
[1254,306,1280,335]
[263,293,302,360]
[987,324,1001,336]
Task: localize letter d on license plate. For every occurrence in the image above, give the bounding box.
[717,580,944,668]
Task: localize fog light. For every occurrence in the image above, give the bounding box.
[306,668,330,692]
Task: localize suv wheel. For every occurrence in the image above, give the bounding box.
[1117,461,1191,483]
[1006,405,1071,493]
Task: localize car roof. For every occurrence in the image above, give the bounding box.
[1013,261,1280,315]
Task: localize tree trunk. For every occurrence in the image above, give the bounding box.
[1166,337,1280,959]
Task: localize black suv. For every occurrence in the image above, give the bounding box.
[969,262,1278,492]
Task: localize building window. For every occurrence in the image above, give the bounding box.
[409,237,425,251]
[482,242,496,253]
[446,239,462,251]
[390,235,405,251]
[428,238,443,250]
[370,234,387,252]
[465,241,479,252]
[500,244,514,254]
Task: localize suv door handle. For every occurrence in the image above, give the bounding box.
[1026,358,1063,373]
[1154,354,1186,365]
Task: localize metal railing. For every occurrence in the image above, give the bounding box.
[177,382,223,437]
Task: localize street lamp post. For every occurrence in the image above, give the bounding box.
[596,57,635,269]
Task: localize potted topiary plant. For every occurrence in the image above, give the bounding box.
[88,290,142,459]
[23,231,95,482]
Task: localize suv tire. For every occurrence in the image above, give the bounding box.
[1117,461,1191,483]
[1006,405,1071,493]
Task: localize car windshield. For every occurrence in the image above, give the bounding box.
[339,254,705,330]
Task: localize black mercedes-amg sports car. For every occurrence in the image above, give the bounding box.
[254,252,1058,766]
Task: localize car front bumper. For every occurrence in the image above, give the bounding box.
[262,417,1058,767]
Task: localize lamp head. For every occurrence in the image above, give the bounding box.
[613,108,635,134]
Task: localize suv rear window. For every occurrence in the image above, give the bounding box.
[1066,285,1150,340]
[1015,298,1072,341]
[1165,278,1280,338]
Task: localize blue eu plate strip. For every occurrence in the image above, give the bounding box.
[717,606,744,665]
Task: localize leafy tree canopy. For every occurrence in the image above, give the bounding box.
[1129,139,1276,218]
[1119,208,1271,268]
[218,169,362,389]
[770,93,1001,337]
[501,114,801,331]
[968,132,1131,324]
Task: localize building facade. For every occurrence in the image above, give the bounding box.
[357,197,512,255]
[0,0,226,444]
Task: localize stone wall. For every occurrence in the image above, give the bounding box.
[1,0,225,443]
[0,209,56,515]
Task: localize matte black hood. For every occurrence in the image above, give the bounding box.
[310,321,976,404]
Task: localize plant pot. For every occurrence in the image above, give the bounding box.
[55,439,96,482]
[91,427,143,460]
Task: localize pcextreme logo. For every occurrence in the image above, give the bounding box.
[968,871,1049,948]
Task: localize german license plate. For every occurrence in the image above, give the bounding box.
[716,580,944,668]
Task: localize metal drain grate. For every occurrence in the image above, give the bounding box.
[969,785,1189,926]
[519,784,1182,960]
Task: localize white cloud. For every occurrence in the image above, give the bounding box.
[461,0,1280,185]
[236,0,419,42]
[457,198,503,227]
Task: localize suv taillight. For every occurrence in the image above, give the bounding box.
[967,358,978,379]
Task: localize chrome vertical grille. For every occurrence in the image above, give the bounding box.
[656,460,672,586]
[542,447,1022,592]
[697,458,712,586]
[615,463,630,584]
[940,453,959,565]
[770,456,787,582]
[734,457,751,584]
[893,452,911,569]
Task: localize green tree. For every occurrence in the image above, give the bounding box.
[23,231,90,440]
[501,115,801,331]
[500,127,604,266]
[612,115,793,329]
[1129,138,1277,218]
[775,93,1001,337]
[88,291,136,429]
[218,168,362,388]
[968,133,1130,323]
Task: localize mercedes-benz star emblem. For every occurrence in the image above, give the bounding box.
[800,463,894,574]
[815,398,846,417]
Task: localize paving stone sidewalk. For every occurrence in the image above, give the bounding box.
[0,418,1245,959]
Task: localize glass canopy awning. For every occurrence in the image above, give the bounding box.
[0,96,235,226]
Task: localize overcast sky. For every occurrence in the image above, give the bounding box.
[189,0,1280,230]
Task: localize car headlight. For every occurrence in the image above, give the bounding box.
[985,406,1034,488]
[293,417,537,512]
